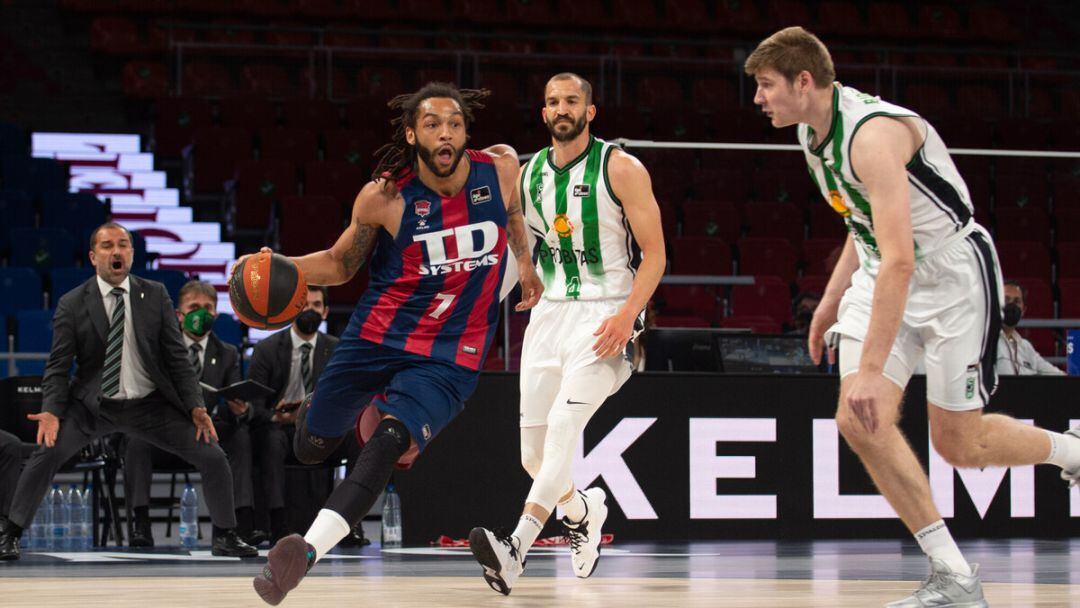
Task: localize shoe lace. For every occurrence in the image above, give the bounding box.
[922,571,948,590]
[492,528,521,562]
[564,523,587,554]
[914,569,955,598]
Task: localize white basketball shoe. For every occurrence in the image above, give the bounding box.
[469,527,525,595]
[885,559,988,608]
[562,487,608,578]
[1060,428,1080,486]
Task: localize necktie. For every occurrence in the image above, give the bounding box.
[101,287,125,397]
[190,343,203,379]
[300,343,313,394]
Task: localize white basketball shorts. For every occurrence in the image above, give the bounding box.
[519,298,635,427]
[829,224,1003,411]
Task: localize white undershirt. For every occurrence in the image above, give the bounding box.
[97,275,154,399]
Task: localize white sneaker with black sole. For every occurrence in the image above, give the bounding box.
[563,487,608,578]
[469,527,525,595]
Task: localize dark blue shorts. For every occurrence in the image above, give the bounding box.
[305,336,479,452]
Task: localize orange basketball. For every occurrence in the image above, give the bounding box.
[229,252,307,330]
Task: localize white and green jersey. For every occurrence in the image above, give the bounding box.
[520,135,637,301]
[800,84,975,277]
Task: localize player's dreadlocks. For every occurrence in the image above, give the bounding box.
[372,82,490,186]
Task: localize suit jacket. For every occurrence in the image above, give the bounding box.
[42,275,203,432]
[196,332,243,434]
[246,328,338,423]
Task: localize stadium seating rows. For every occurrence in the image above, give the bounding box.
[4,119,1077,346]
[69,2,1037,49]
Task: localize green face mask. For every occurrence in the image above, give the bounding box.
[182,308,215,337]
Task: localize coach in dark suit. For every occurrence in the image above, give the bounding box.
[124,280,258,547]
[0,430,23,517]
[248,285,362,543]
[0,223,256,559]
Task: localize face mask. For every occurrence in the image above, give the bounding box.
[294,309,322,335]
[183,308,215,337]
[1002,303,1023,328]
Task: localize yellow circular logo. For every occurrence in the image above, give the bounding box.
[553,213,574,238]
[828,190,851,217]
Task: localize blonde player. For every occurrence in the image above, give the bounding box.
[747,26,1080,607]
[468,72,665,595]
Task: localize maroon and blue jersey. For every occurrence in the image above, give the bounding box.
[349,150,507,371]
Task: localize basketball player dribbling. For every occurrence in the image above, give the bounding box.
[747,27,1080,607]
[469,72,666,595]
[247,82,543,605]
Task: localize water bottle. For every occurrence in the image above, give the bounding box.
[31,495,49,551]
[179,484,198,549]
[68,485,87,552]
[1068,329,1079,375]
[49,485,68,551]
[381,484,402,548]
[82,486,94,550]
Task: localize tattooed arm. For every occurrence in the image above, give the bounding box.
[287,181,386,286]
[484,144,530,259]
[485,143,543,310]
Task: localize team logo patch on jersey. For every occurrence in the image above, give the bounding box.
[414,200,432,230]
[553,213,574,238]
[828,190,851,217]
[965,364,979,400]
[572,184,591,197]
[470,186,492,205]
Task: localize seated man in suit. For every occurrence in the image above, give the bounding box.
[247,285,364,545]
[0,222,256,559]
[124,280,261,547]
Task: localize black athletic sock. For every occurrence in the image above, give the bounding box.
[324,419,409,526]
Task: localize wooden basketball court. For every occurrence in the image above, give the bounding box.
[2,540,1078,606]
[4,576,1079,607]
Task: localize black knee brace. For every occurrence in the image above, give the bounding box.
[324,418,411,526]
[292,395,345,465]
[371,418,411,457]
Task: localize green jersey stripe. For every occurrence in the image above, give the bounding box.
[527,151,556,285]
[829,112,880,256]
[820,150,880,257]
[528,150,550,232]
[581,140,605,279]
[553,168,581,298]
[831,113,873,218]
